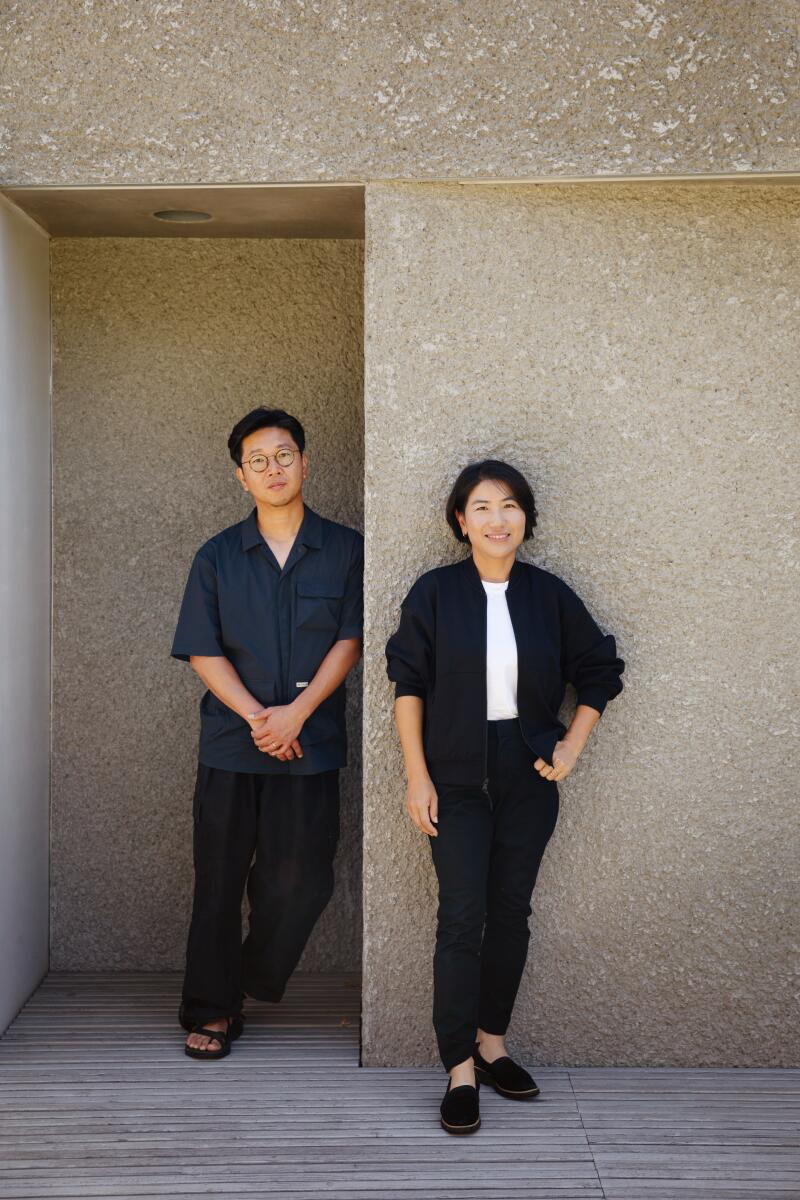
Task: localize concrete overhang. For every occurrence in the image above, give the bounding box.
[1,172,797,239]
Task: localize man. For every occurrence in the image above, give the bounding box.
[171,407,363,1058]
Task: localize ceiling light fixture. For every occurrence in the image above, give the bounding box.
[152,209,213,223]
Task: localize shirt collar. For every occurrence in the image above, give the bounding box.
[241,502,324,552]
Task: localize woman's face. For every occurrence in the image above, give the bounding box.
[455,478,526,558]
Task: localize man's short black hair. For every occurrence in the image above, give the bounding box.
[228,408,306,467]
[445,459,538,543]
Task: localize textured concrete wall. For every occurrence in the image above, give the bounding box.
[362,181,799,1066]
[50,237,364,970]
[0,196,50,1031]
[1,2,797,185]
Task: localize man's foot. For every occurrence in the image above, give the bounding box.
[185,1016,233,1054]
[179,997,245,1038]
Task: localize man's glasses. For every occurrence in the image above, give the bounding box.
[242,449,297,472]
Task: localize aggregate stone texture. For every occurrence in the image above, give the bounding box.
[1,1,797,185]
[361,181,799,1066]
[50,236,364,971]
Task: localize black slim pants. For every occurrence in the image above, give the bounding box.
[180,761,340,1026]
[428,718,559,1071]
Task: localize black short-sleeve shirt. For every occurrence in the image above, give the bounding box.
[171,503,363,775]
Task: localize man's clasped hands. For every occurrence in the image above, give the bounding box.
[247,704,305,761]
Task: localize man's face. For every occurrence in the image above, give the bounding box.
[235,426,307,508]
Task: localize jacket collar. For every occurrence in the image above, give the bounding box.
[460,552,525,593]
[241,502,324,552]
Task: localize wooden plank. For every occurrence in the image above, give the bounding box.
[0,971,598,1200]
[1,973,798,1200]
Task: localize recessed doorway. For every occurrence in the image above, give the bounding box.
[0,184,365,1033]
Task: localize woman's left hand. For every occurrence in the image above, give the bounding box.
[534,739,579,781]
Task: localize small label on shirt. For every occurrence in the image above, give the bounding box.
[296,681,309,688]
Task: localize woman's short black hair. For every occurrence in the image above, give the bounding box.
[445,459,538,543]
[228,407,306,467]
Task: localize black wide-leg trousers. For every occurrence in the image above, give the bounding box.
[428,718,559,1071]
[180,761,340,1026]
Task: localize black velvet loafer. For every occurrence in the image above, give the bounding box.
[473,1042,540,1098]
[440,1076,481,1134]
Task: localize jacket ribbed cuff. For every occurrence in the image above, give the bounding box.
[394,682,427,700]
[575,687,609,716]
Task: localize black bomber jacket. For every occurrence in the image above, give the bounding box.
[385,554,625,786]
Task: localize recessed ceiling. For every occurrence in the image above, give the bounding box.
[2,173,797,239]
[0,184,365,238]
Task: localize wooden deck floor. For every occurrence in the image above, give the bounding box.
[0,972,797,1199]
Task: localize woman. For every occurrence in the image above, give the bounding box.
[385,459,624,1134]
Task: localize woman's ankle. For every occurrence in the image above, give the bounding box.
[476,1029,507,1061]
[449,1057,476,1087]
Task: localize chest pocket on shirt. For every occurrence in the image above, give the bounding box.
[296,580,345,632]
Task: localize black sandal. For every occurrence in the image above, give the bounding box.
[179,998,245,1041]
[184,1016,235,1060]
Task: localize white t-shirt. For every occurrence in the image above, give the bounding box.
[481,578,519,719]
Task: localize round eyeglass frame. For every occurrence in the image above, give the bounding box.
[241,448,297,472]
